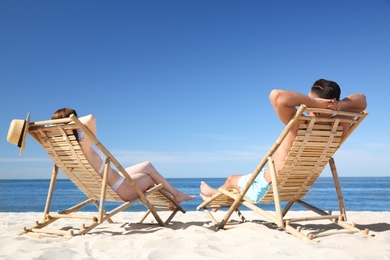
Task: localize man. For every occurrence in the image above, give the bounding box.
[200,79,367,203]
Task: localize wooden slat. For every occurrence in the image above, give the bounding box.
[256,110,348,203]
[29,126,121,201]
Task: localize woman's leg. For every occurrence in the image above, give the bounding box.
[115,173,154,201]
[124,161,194,203]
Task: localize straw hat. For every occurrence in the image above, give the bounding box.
[7,112,30,155]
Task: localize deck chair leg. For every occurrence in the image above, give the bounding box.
[152,189,184,224]
[164,209,179,224]
[139,210,151,223]
[204,209,219,225]
[284,223,313,241]
[145,202,165,226]
[43,165,59,221]
[282,201,294,217]
[337,218,370,238]
[218,197,242,229]
[329,157,347,219]
[295,199,328,216]
[139,207,180,225]
[138,186,185,225]
[98,158,110,224]
[92,201,114,224]
[268,157,284,228]
[234,208,246,222]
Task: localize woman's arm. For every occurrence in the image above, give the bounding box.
[78,114,97,137]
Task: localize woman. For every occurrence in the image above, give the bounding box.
[52,108,194,203]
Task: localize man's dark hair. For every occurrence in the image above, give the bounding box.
[311,79,341,101]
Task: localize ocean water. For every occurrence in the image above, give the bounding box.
[0,177,389,212]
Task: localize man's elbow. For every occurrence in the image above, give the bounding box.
[362,94,367,110]
[357,93,367,111]
[344,93,367,112]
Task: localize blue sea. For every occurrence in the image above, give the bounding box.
[0,177,389,212]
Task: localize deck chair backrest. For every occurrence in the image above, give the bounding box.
[28,120,122,202]
[260,106,367,203]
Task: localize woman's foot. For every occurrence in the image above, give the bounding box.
[200,181,217,196]
[174,192,195,203]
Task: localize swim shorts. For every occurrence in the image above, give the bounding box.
[238,167,270,202]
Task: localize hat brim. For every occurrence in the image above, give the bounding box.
[19,112,30,156]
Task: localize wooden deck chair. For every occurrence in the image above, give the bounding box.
[20,114,185,238]
[197,105,369,241]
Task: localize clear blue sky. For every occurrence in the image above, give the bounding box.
[1,0,389,179]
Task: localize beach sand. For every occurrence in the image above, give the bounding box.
[0,211,389,259]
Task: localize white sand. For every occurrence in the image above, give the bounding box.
[0,211,389,260]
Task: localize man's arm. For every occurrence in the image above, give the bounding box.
[269,89,333,125]
[330,93,367,135]
[330,93,367,112]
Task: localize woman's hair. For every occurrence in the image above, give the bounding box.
[52,108,79,141]
[52,108,78,120]
[311,79,341,101]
